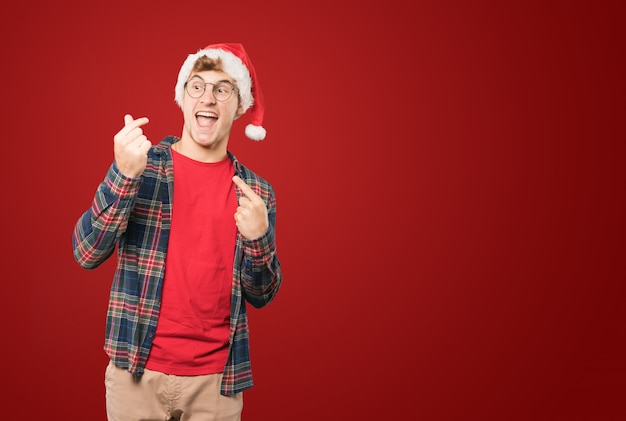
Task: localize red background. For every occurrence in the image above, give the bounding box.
[2,0,625,419]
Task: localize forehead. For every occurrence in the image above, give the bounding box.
[188,69,235,84]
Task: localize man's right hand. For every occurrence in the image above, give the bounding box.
[113,114,152,178]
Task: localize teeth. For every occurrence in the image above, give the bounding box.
[196,111,217,118]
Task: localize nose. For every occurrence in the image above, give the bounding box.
[200,85,216,104]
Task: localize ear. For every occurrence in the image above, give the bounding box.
[235,103,245,119]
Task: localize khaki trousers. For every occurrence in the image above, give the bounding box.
[105,361,243,421]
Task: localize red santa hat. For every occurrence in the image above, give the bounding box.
[174,43,266,141]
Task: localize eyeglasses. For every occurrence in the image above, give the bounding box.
[184,77,238,101]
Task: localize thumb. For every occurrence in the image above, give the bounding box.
[124,114,133,125]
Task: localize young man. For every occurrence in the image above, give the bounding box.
[72,43,282,421]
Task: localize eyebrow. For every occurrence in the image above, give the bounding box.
[188,75,234,85]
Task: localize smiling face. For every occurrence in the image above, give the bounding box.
[178,69,244,162]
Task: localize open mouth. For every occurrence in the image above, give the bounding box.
[196,111,217,128]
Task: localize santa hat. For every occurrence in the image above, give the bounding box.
[174,43,266,141]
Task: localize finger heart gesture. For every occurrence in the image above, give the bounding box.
[113,114,152,179]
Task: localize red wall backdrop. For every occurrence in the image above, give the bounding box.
[2,0,624,419]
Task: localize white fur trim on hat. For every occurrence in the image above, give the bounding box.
[174,48,253,112]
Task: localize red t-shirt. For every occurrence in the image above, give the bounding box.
[146,149,237,375]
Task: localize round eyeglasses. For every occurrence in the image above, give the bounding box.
[184,77,238,101]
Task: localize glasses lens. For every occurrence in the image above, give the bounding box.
[186,80,205,98]
[213,83,233,101]
[185,79,235,101]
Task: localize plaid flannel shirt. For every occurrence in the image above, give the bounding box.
[72,136,282,395]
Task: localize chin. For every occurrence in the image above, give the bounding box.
[195,135,222,148]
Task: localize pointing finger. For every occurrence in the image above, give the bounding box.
[232,175,259,199]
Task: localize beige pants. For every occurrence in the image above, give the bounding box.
[105,361,243,421]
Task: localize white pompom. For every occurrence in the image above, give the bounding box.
[245,124,267,141]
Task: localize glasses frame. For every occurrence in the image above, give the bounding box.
[184,77,238,102]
